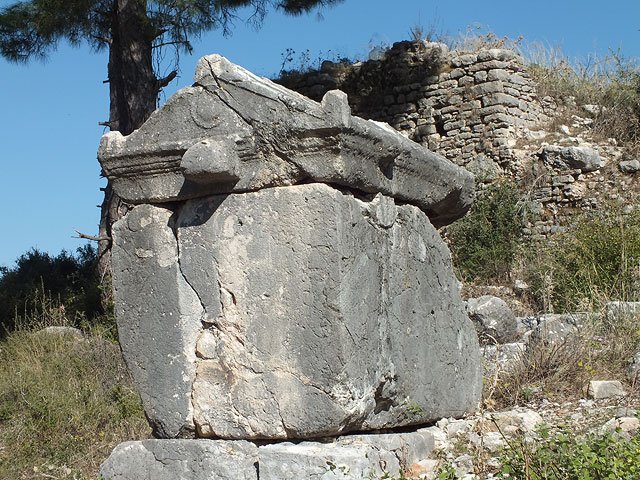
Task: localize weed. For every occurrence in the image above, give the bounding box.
[489,309,640,408]
[522,43,640,151]
[497,425,640,479]
[0,246,104,335]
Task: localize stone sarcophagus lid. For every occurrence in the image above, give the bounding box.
[99,55,481,441]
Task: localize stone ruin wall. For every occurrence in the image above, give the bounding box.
[279,40,640,240]
[278,40,547,173]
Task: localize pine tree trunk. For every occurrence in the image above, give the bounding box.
[98,0,159,307]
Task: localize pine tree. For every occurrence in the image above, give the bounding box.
[0,0,343,304]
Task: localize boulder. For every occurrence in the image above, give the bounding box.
[619,159,640,173]
[527,313,587,345]
[112,184,482,439]
[588,380,626,399]
[541,145,605,172]
[466,295,518,344]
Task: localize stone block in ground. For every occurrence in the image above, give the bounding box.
[258,441,400,480]
[112,183,482,439]
[99,440,258,480]
[338,430,435,468]
[605,301,640,322]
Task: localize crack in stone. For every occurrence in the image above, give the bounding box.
[169,209,207,437]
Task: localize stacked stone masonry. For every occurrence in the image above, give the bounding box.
[278,40,547,172]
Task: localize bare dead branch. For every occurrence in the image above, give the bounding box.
[74,230,111,242]
[157,70,178,88]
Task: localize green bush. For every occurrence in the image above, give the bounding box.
[525,209,640,312]
[498,426,640,479]
[0,325,148,479]
[448,180,525,283]
[0,245,103,335]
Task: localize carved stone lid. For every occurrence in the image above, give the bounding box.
[99,55,474,226]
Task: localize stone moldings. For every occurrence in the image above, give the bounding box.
[100,54,481,477]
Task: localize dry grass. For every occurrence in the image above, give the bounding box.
[0,319,149,479]
[486,310,640,408]
[522,42,640,152]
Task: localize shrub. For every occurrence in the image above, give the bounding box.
[497,425,640,479]
[0,245,103,335]
[487,308,640,408]
[525,209,640,313]
[448,180,525,283]
[0,324,148,479]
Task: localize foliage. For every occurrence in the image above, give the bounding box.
[448,180,525,283]
[0,322,148,479]
[0,0,344,62]
[0,245,104,335]
[525,209,640,313]
[497,426,640,479]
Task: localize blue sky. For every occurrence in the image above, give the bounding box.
[1,0,639,267]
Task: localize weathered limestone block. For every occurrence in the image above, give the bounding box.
[111,205,203,438]
[99,54,474,227]
[100,431,435,480]
[258,441,399,480]
[112,184,482,440]
[99,440,258,480]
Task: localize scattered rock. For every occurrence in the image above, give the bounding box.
[619,159,640,173]
[600,416,640,438]
[489,407,544,436]
[627,351,640,382]
[527,313,586,345]
[588,380,626,400]
[464,154,501,181]
[36,326,84,339]
[513,279,530,295]
[559,124,571,135]
[582,104,605,116]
